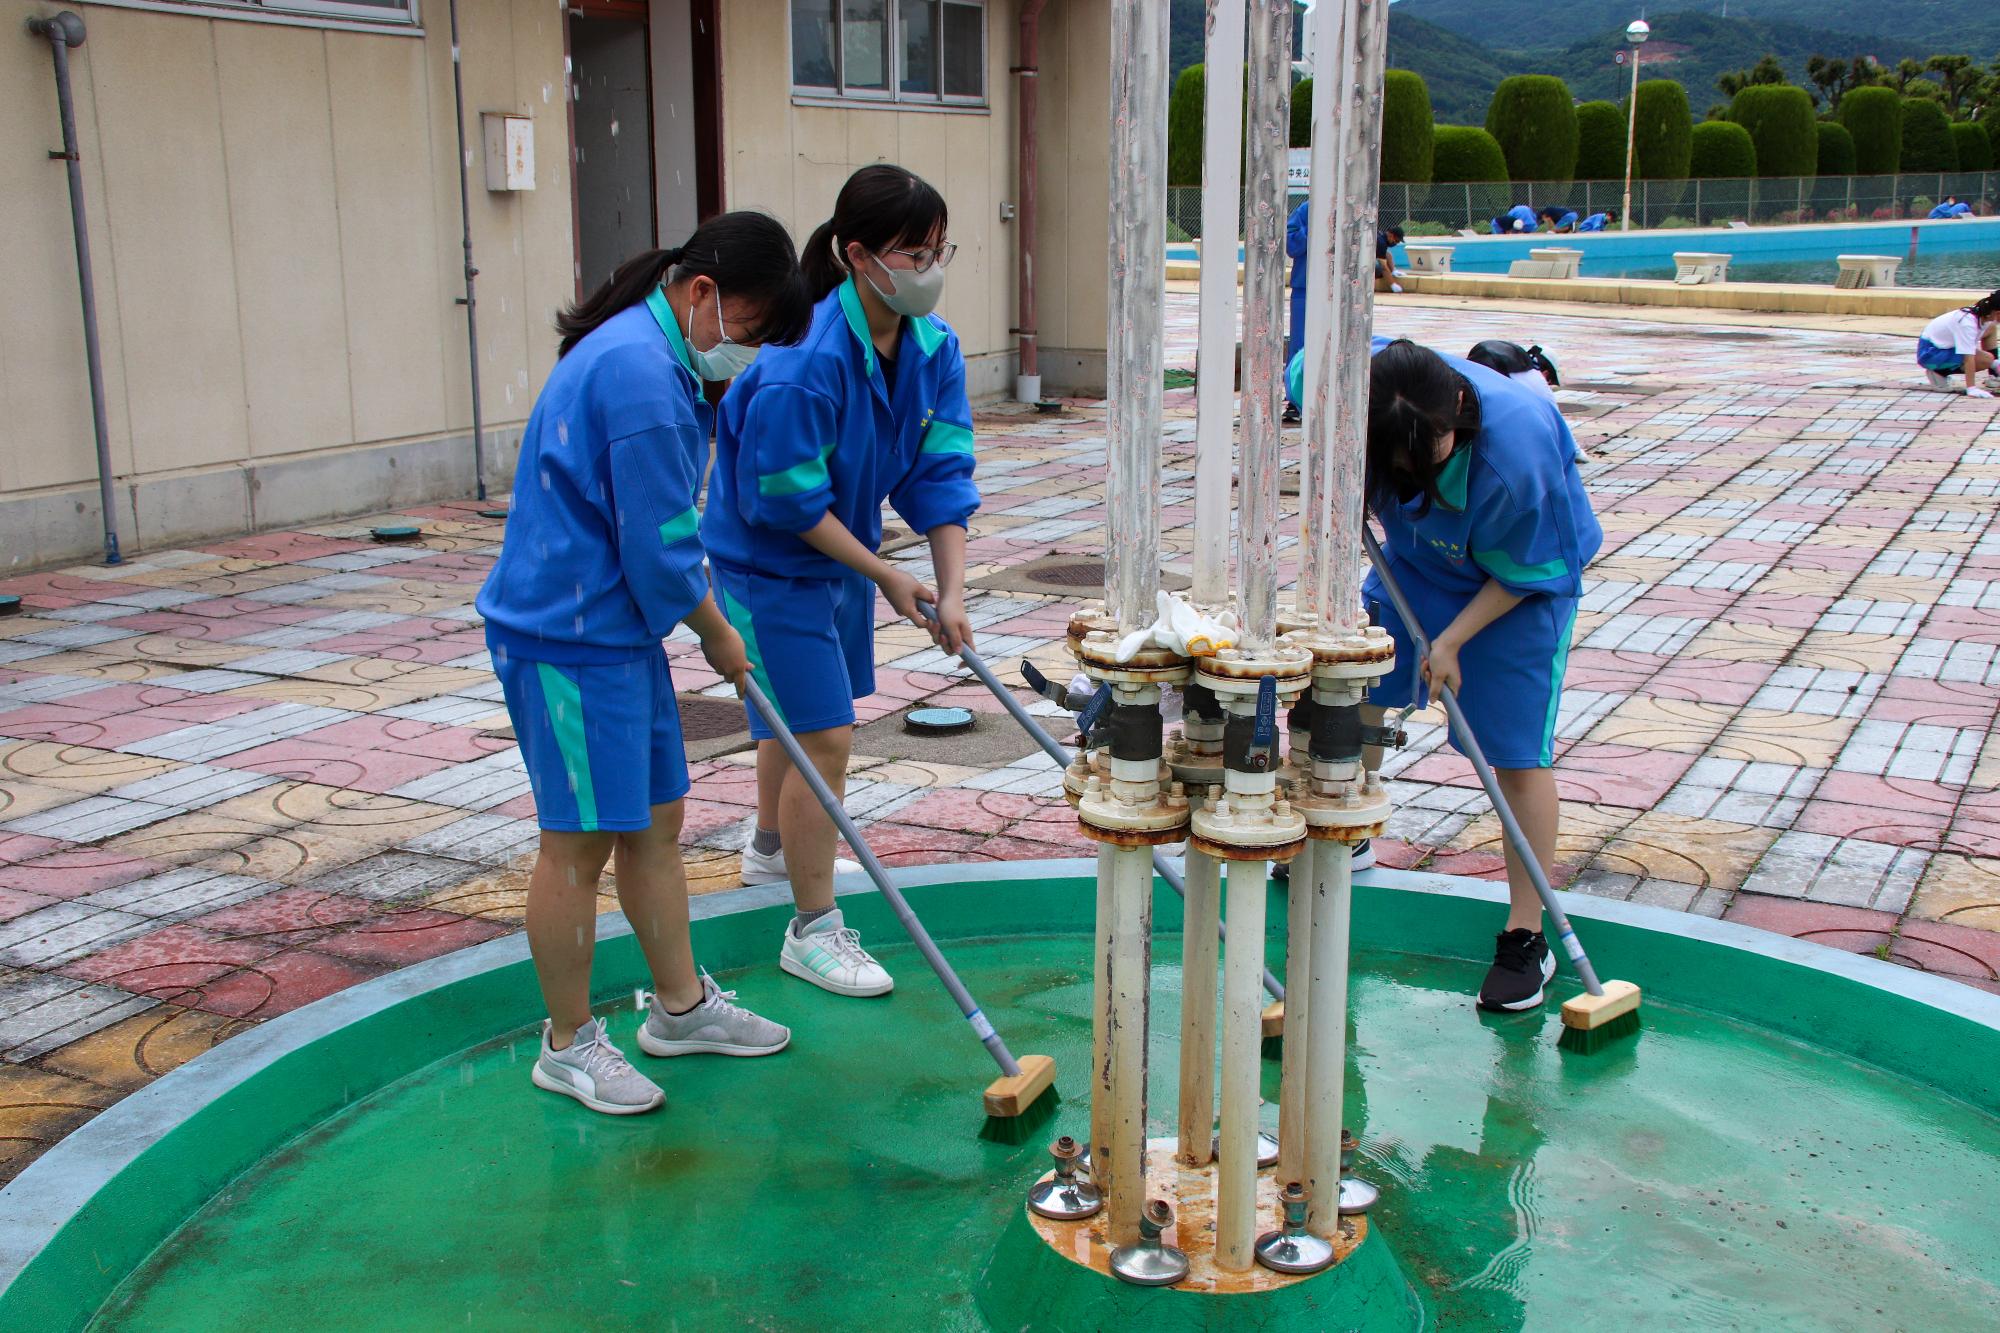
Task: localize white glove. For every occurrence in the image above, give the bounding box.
[1390,282,1404,294]
[1112,592,1238,663]
[1969,385,1994,399]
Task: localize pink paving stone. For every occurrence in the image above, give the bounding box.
[103,612,240,638]
[959,833,1093,863]
[57,683,199,714]
[1723,893,1896,956]
[1942,822,2000,859]
[311,909,509,967]
[687,764,762,809]
[0,846,170,900]
[0,834,65,867]
[890,789,1052,838]
[838,823,986,863]
[184,948,385,1019]
[0,886,56,923]
[0,572,160,600]
[129,693,276,725]
[1889,918,2000,983]
[1370,839,1424,870]
[1423,848,1509,880]
[680,799,749,841]
[1794,800,1950,849]
[0,712,191,749]
[1863,688,1996,729]
[223,739,456,795]
[1812,771,1960,818]
[200,533,370,561]
[1643,661,1772,705]
[1564,650,1669,692]
[179,598,328,623]
[1921,607,2000,645]
[486,792,542,820]
[61,922,283,992]
[1396,752,1480,788]
[191,885,378,940]
[1551,745,1695,809]
[0,703,117,735]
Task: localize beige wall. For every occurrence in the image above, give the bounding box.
[1,0,573,567]
[716,0,1107,397]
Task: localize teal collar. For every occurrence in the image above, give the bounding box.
[836,274,947,375]
[1435,446,1471,512]
[643,285,698,380]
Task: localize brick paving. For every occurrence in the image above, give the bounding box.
[4,295,1999,1181]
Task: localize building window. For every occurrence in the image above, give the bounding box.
[792,0,985,106]
[92,0,417,27]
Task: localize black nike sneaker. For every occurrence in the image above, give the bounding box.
[1477,928,1555,1011]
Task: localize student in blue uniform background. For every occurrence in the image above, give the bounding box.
[1576,208,1615,232]
[1538,206,1580,233]
[478,214,813,1115]
[1360,340,1602,1014]
[1491,204,1538,233]
[705,164,979,1001]
[1284,198,1311,421]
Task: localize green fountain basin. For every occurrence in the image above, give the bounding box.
[2,862,1997,1330]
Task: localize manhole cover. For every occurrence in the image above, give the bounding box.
[1028,559,1108,588]
[677,693,746,742]
[905,706,975,735]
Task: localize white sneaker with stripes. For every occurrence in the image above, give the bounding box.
[779,908,894,997]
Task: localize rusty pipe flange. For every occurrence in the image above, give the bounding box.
[1188,832,1307,863]
[1065,753,1174,807]
[1065,601,1115,650]
[1073,630,1193,686]
[1192,644,1314,698]
[1291,786,1393,837]
[1165,744,1224,790]
[1283,625,1398,678]
[1078,777,1190,845]
[1189,790,1308,858]
[1276,602,1318,638]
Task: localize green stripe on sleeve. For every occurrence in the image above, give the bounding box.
[534,662,600,831]
[1473,548,1568,586]
[919,420,975,456]
[759,443,836,497]
[720,589,783,723]
[657,505,700,546]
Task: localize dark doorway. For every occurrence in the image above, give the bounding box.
[570,3,657,295]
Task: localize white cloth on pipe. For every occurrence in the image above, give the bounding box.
[1113,591,1238,663]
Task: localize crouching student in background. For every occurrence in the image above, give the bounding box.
[1916,290,2000,396]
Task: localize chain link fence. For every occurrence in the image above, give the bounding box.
[1167,173,2000,241]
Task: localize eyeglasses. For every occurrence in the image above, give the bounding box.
[885,240,957,273]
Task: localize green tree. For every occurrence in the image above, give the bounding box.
[1815,120,1858,175]
[1839,86,1905,173]
[1727,84,1817,176]
[1430,125,1511,222]
[1574,100,1627,179]
[1927,55,1982,117]
[1485,74,1579,181]
[1951,120,1993,170]
[1290,76,1313,150]
[1167,64,1206,188]
[1889,58,1929,95]
[1901,97,1959,171]
[1805,54,1885,112]
[1380,70,1435,183]
[1716,54,1787,100]
[1630,79,1694,180]
[1689,119,1757,177]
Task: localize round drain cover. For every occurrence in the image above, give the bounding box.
[905,706,975,735]
[0,595,19,617]
[371,525,422,543]
[477,509,509,520]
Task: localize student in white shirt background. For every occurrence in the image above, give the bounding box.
[1916,292,2000,396]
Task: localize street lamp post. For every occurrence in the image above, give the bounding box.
[1620,19,1650,232]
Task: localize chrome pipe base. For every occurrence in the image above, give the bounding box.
[1209,1130,1280,1168]
[1028,1136,1103,1220]
[1110,1199,1190,1287]
[1337,1174,1380,1215]
[1255,1182,1337,1275]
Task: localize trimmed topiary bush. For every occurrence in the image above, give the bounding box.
[1689,119,1757,178]
[1727,84,1817,177]
[1630,79,1693,180]
[1951,120,1992,171]
[1381,70,1435,183]
[1574,101,1627,179]
[1815,121,1857,175]
[1838,86,1903,174]
[1291,76,1313,149]
[1485,75,1579,181]
[1900,97,1958,172]
[1168,64,1205,188]
[1431,125,1512,222]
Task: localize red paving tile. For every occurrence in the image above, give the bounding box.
[62,923,283,994]
[225,739,454,794]
[312,909,509,967]
[0,834,65,867]
[1890,918,2000,982]
[0,846,169,899]
[1724,893,1897,955]
[1795,800,1951,849]
[191,886,378,940]
[0,885,56,923]
[182,948,387,1019]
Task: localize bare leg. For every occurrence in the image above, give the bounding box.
[526,829,617,1048]
[778,724,854,915]
[1493,766,1559,933]
[613,801,701,1014]
[754,739,786,839]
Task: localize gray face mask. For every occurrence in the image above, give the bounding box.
[863,254,946,319]
[686,286,758,382]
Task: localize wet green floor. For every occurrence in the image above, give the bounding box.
[95,936,2000,1331]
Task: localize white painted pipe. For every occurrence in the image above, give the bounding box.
[1091,843,1115,1221]
[1100,843,1156,1247]
[1236,0,1291,650]
[1295,0,1348,618]
[1192,0,1246,607]
[1177,849,1223,1166]
[1276,839,1313,1187]
[1104,0,1170,634]
[1217,857,1271,1271]
[1302,835,1355,1238]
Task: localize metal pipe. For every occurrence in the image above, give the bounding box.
[447,0,489,501]
[1620,36,1641,234]
[1295,0,1348,618]
[1103,0,1169,633]
[1216,858,1269,1271]
[1099,843,1155,1247]
[1236,0,1290,649]
[1191,0,1247,605]
[28,12,120,566]
[1014,0,1047,403]
[1275,839,1313,1186]
[1175,850,1222,1166]
[1301,834,1354,1238]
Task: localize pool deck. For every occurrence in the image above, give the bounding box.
[3,293,1999,1184]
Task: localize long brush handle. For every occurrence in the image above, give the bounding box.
[743,677,1024,1076]
[1361,529,1605,997]
[925,603,1287,1004]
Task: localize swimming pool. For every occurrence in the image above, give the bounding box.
[1169,216,2000,290]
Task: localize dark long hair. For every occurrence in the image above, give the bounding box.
[1367,340,1470,518]
[801,164,949,302]
[1965,288,2000,322]
[555,211,813,358]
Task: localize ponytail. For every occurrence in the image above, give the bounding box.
[800,164,949,302]
[1967,288,2000,323]
[555,213,812,357]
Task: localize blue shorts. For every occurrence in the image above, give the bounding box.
[1364,565,1578,769]
[1288,288,1306,363]
[1917,338,1968,373]
[489,640,690,832]
[711,561,876,741]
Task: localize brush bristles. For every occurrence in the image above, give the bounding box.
[978,1086,1060,1144]
[1556,1009,1641,1054]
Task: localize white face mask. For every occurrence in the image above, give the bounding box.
[863,253,946,319]
[686,285,758,382]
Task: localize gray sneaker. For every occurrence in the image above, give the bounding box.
[638,970,791,1058]
[530,1017,665,1115]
